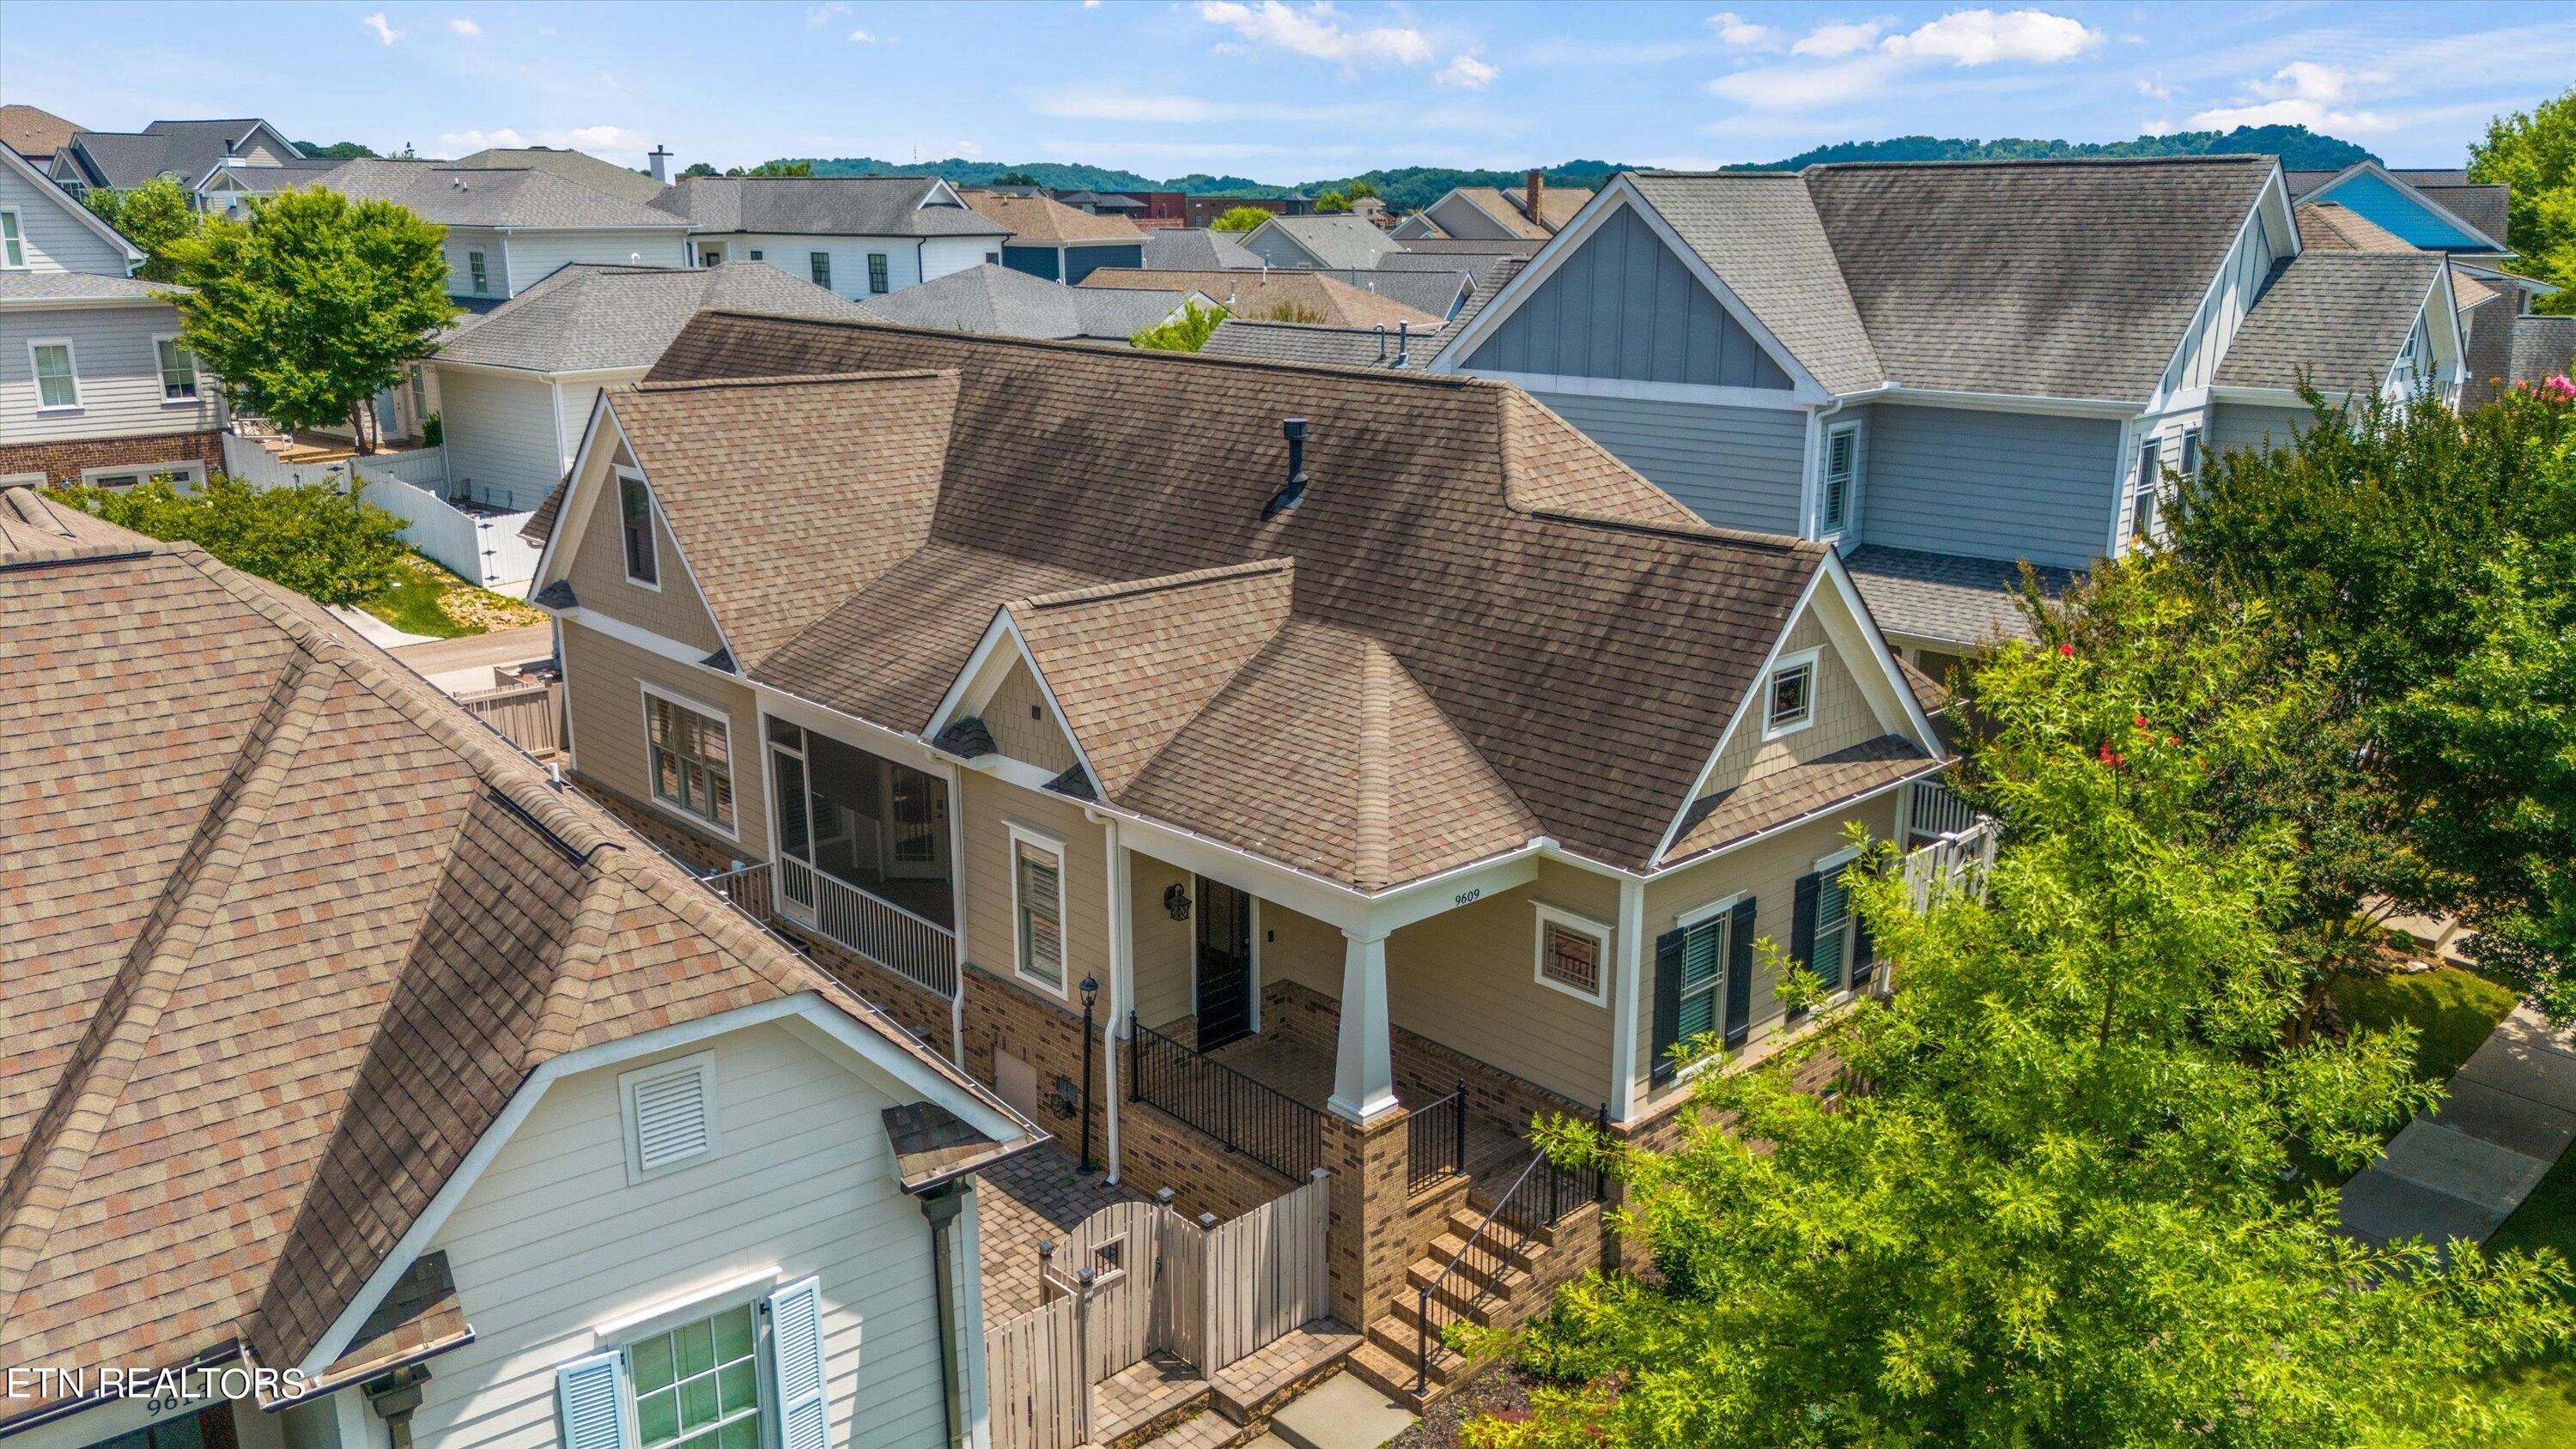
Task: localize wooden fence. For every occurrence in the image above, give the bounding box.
[456,680,564,759]
[981,1174,1331,1449]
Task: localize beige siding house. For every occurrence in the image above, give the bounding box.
[524,316,1976,1402]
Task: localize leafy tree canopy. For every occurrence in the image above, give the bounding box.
[167,187,454,452]
[1482,561,2573,1446]
[1346,179,1380,199]
[988,170,1042,186]
[1314,190,1350,213]
[728,159,815,177]
[1129,300,1227,353]
[2470,85,2576,315]
[82,176,200,282]
[2166,385,2576,1009]
[678,161,719,179]
[1210,205,1273,233]
[54,474,410,605]
[295,140,379,159]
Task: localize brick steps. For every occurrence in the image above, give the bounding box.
[1349,1198,1564,1406]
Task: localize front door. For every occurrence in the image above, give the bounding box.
[1194,877,1255,1049]
[881,761,947,880]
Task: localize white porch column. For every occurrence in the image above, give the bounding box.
[1609,876,1645,1123]
[1327,929,1397,1123]
[1102,819,1131,1182]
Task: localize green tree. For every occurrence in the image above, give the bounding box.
[726,159,816,177]
[295,140,380,159]
[2471,86,2576,315]
[1315,190,1350,213]
[167,187,454,452]
[1346,179,1380,200]
[1129,300,1228,352]
[679,161,720,179]
[2167,386,2576,1011]
[1210,205,1272,233]
[82,177,202,282]
[53,474,410,605]
[990,170,1042,186]
[1478,565,2573,1447]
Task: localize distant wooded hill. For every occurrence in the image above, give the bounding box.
[781,125,2376,213]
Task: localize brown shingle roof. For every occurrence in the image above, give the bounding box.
[0,511,1030,1421]
[962,191,1145,245]
[1664,735,1941,864]
[579,315,1824,878]
[1079,269,1442,329]
[0,104,81,160]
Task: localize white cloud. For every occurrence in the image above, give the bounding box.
[1437,53,1499,89]
[446,16,480,37]
[1195,1,1434,67]
[848,27,883,42]
[1792,21,1884,59]
[1707,54,1897,110]
[1084,0,1103,7]
[955,140,986,158]
[2136,76,2171,101]
[437,124,654,161]
[1708,12,1779,48]
[361,11,402,45]
[1881,9,2099,65]
[2188,61,2390,133]
[806,3,848,23]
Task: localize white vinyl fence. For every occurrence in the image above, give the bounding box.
[216,432,540,594]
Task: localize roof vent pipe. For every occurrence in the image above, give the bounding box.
[1265,417,1309,520]
[1393,321,1409,369]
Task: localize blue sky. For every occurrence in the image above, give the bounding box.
[5,2,2571,182]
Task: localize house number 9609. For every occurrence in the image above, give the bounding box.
[1453,888,1482,905]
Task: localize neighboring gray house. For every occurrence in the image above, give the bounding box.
[652,176,1011,299]
[452,143,669,203]
[1239,213,1401,270]
[1433,157,2466,670]
[428,261,870,510]
[854,262,1202,342]
[1141,227,1263,270]
[1199,258,1526,368]
[46,117,303,211]
[0,142,226,488]
[310,159,693,306]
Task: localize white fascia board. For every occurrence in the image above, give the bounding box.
[1647,761,1948,876]
[1870,385,2141,419]
[527,388,626,591]
[1427,175,1832,403]
[0,294,185,314]
[1467,368,1809,411]
[295,992,1031,1380]
[2209,384,2353,409]
[923,609,1105,798]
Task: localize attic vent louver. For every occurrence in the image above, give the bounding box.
[1264,417,1309,520]
[621,1052,718,1182]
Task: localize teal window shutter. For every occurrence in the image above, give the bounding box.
[557,1350,630,1449]
[768,1277,830,1449]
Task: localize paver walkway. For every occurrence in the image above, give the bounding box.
[2341,1003,2576,1250]
[973,1141,1145,1327]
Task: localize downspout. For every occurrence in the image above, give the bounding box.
[1092,810,1127,1183]
[917,1184,969,1449]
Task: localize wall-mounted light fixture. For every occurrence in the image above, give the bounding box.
[1163,883,1193,922]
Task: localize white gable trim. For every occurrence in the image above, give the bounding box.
[2300,160,2510,252]
[0,145,145,270]
[532,391,742,668]
[291,991,1035,1381]
[1645,555,1942,867]
[1428,174,1832,403]
[927,608,1106,797]
[2146,162,2294,413]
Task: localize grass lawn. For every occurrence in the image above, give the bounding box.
[359,553,544,640]
[2327,963,2518,1088]
[2459,1146,2576,1444]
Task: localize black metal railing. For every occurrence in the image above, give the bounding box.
[1414,1106,1608,1394]
[1406,1084,1467,1193]
[1127,1013,1325,1183]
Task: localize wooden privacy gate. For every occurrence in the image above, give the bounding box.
[982,1176,1331,1449]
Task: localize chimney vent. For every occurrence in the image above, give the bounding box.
[1264,417,1309,520]
[648,145,672,184]
[1393,321,1409,369]
[1525,167,1544,225]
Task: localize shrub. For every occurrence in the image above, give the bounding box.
[54,473,410,605]
[421,411,443,447]
[1130,300,1228,352]
[1210,206,1272,233]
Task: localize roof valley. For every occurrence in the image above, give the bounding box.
[0,651,332,1316]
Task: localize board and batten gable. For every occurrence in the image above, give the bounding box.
[404,1022,967,1449]
[1,159,135,275]
[1533,391,1807,535]
[2158,186,2288,400]
[1853,402,2123,570]
[1461,203,1794,391]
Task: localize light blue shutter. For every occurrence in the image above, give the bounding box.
[769,1277,829,1449]
[556,1350,630,1449]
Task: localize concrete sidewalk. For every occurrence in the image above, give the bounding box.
[2341,1004,2576,1250]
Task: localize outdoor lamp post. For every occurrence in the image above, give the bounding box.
[1079,974,1100,1172]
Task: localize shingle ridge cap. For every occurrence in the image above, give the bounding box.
[629,367,955,394]
[1808,154,2275,173]
[1016,557,1291,612]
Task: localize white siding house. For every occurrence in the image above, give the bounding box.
[653,179,1011,303]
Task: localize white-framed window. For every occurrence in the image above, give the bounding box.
[1807,846,1859,997]
[468,250,489,294]
[2179,427,2202,484]
[557,1277,829,1449]
[644,687,737,836]
[28,338,79,410]
[154,335,198,401]
[748,249,762,261]
[82,461,199,490]
[808,252,830,288]
[1533,902,1611,1006]
[1008,822,1067,995]
[1820,421,1860,537]
[1764,647,1818,738]
[1671,897,1734,1050]
[866,253,890,294]
[619,1051,720,1183]
[0,208,25,268]
[2129,435,2161,544]
[986,251,1000,264]
[618,468,661,589]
